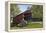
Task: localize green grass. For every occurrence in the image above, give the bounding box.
[10,21,43,29]
[26,22,43,28]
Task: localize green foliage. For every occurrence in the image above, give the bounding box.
[10,4,21,17]
[31,5,43,18]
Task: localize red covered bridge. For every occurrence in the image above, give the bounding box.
[11,10,32,27]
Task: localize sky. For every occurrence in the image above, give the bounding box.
[18,4,32,13]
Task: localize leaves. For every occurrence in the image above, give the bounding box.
[10,4,21,17]
[31,5,43,18]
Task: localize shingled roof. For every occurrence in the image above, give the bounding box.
[14,9,31,17]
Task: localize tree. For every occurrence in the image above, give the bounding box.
[26,5,43,21]
[10,4,21,26]
[10,4,21,17]
[31,5,43,19]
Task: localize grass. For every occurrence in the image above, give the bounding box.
[26,22,43,28]
[10,21,43,29]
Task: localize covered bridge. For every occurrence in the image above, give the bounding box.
[11,9,32,27]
